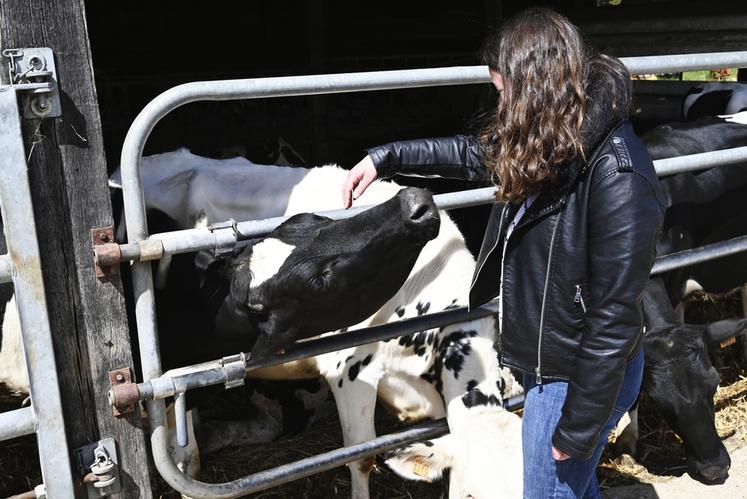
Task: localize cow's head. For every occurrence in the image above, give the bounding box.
[207,187,440,358]
[642,280,747,483]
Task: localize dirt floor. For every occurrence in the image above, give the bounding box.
[1,288,746,498]
[603,442,747,499]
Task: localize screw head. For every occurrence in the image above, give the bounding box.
[115,373,124,382]
[99,232,110,242]
[28,56,43,70]
[30,95,50,116]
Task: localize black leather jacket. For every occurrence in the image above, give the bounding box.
[368,120,665,460]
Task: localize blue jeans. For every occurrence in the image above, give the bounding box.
[521,348,644,499]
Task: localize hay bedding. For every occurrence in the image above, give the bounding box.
[192,407,448,499]
[196,288,747,497]
[1,289,745,497]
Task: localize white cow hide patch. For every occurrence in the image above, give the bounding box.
[249,238,295,288]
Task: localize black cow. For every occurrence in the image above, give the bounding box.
[637,280,747,482]
[613,115,747,483]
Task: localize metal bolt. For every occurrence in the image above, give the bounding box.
[115,373,124,382]
[99,232,110,243]
[28,56,43,70]
[30,95,50,116]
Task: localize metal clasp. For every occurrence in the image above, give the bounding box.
[2,47,61,118]
[221,352,247,389]
[75,438,122,498]
[208,218,239,256]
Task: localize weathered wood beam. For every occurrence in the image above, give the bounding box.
[0,1,153,497]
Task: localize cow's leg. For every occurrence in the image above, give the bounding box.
[674,302,686,323]
[738,284,747,365]
[323,350,381,499]
[613,399,639,455]
[437,322,522,499]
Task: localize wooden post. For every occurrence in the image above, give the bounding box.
[0,1,154,497]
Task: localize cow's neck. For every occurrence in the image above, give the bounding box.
[367,215,474,326]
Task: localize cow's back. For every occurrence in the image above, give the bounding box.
[110,149,310,229]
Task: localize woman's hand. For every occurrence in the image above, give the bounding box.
[342,155,378,209]
[552,446,570,461]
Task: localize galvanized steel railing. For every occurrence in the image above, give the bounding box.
[112,52,747,498]
[0,88,75,497]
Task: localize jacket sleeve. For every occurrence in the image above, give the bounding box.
[551,168,664,460]
[366,134,491,183]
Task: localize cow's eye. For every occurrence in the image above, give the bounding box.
[310,275,326,290]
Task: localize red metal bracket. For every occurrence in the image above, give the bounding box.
[91,225,119,278]
[108,368,137,417]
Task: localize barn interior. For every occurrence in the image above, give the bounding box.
[85,0,747,169]
[84,0,747,255]
[2,1,747,497]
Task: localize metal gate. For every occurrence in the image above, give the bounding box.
[97,50,747,498]
[0,49,75,498]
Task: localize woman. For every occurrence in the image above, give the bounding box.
[341,8,664,499]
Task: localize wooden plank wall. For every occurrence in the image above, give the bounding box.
[0,1,154,497]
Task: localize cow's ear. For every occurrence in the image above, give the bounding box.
[703,317,747,344]
[201,245,255,304]
[229,261,254,306]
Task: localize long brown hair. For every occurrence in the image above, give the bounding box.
[480,8,589,203]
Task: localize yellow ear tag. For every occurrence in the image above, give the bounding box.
[413,458,431,479]
[721,336,737,349]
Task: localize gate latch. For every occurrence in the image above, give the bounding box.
[108,367,137,417]
[2,47,61,119]
[74,438,122,498]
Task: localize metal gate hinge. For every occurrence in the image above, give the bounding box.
[74,438,121,498]
[91,225,119,279]
[108,367,137,417]
[2,47,61,119]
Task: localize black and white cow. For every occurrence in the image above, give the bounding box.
[0,249,23,395]
[683,82,747,121]
[0,209,25,396]
[150,166,523,499]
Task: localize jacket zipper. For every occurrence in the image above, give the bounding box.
[574,284,587,314]
[469,203,509,312]
[535,212,562,385]
[498,223,511,335]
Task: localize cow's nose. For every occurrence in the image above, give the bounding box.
[696,463,730,482]
[400,188,437,223]
[692,450,731,483]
